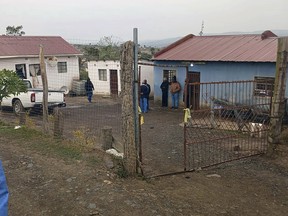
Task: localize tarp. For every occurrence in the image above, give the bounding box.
[0,161,8,216]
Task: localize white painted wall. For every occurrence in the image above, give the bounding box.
[88,60,154,96]
[0,56,80,90]
[139,60,154,96]
[87,60,121,95]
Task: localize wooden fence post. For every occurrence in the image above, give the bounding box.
[19,112,26,125]
[53,107,64,138]
[39,45,49,133]
[101,126,113,150]
[121,41,137,176]
[268,37,288,156]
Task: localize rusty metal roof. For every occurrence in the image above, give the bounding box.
[153,31,278,62]
[0,36,82,57]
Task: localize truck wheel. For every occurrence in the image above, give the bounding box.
[13,100,24,116]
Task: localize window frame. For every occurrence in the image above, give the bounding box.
[57,62,68,73]
[29,64,41,76]
[254,76,275,97]
[98,69,107,81]
[163,69,176,83]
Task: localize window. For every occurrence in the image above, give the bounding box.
[57,62,67,73]
[254,76,275,96]
[163,69,176,82]
[29,64,41,76]
[15,64,27,79]
[98,69,107,81]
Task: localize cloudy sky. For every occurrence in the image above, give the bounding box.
[1,0,288,42]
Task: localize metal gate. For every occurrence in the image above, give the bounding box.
[184,80,271,171]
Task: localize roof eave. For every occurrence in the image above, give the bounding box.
[0,53,82,59]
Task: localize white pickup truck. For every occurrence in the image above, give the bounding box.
[1,79,66,115]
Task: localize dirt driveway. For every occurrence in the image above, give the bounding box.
[0,96,288,215]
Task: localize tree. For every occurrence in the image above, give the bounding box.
[6,25,25,36]
[0,69,27,106]
[97,36,121,61]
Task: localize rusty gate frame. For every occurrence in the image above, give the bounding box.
[183,80,272,172]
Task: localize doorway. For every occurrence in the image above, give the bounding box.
[110,70,118,95]
[186,72,200,110]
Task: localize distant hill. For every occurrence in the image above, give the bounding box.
[139,37,181,48]
[139,30,288,48]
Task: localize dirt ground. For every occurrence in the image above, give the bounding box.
[1,96,288,215]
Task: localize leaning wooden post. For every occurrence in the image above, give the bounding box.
[120,41,137,176]
[101,126,113,150]
[268,37,288,156]
[19,112,26,125]
[39,45,49,133]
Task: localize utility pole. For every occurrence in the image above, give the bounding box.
[268,37,288,156]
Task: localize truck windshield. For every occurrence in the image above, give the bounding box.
[23,80,32,88]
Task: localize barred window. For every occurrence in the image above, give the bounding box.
[163,69,176,82]
[254,76,274,96]
[57,62,67,73]
[98,69,107,81]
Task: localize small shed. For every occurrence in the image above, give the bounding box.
[87,60,154,96]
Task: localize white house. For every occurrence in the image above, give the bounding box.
[87,60,154,96]
[0,36,82,90]
[87,60,121,96]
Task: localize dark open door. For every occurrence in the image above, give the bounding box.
[187,72,200,110]
[110,70,118,95]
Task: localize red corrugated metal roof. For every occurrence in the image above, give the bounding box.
[0,36,82,57]
[153,31,278,62]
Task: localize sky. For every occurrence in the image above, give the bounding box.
[1,0,288,43]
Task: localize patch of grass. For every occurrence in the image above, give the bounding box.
[86,156,101,166]
[0,124,82,160]
[72,127,97,152]
[113,157,129,178]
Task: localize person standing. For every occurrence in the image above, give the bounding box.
[143,79,151,110]
[170,76,181,109]
[183,78,190,108]
[85,78,95,103]
[140,81,149,113]
[160,77,169,107]
[0,161,9,216]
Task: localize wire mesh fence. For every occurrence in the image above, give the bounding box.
[184,80,271,171]
[0,40,124,149]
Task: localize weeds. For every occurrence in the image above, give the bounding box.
[72,127,96,152]
[113,157,128,178]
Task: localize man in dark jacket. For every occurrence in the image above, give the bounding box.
[143,80,151,110]
[85,78,95,103]
[140,81,149,113]
[160,77,169,107]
